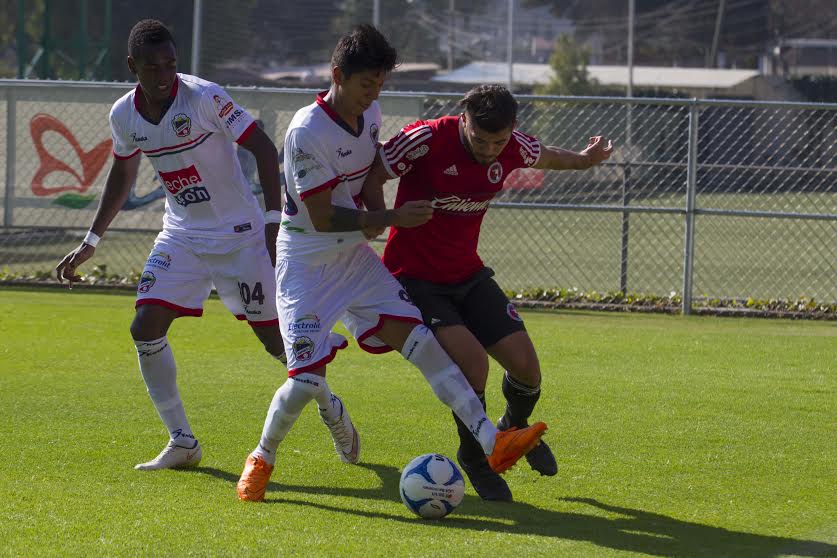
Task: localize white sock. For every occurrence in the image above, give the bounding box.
[134,337,196,447]
[314,380,342,422]
[401,326,497,455]
[253,373,325,464]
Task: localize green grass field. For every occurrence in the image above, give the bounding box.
[1,289,835,557]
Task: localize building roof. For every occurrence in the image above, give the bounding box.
[433,62,759,89]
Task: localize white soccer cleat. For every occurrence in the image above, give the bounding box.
[134,440,202,470]
[318,394,360,464]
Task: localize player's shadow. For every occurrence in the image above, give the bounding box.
[191,463,836,557]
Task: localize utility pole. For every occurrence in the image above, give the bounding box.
[447,0,455,71]
[191,0,203,76]
[627,0,634,97]
[374,0,380,27]
[708,0,726,67]
[507,0,514,89]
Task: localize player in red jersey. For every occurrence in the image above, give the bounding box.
[362,84,613,501]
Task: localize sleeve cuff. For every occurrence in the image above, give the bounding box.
[377,145,400,179]
[299,176,341,201]
[113,148,140,160]
[235,121,257,145]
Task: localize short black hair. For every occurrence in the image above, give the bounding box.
[128,19,176,59]
[331,24,398,79]
[459,85,518,132]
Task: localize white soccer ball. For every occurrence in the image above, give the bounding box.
[399,453,465,519]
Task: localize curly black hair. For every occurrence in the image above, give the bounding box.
[459,84,518,132]
[128,19,176,59]
[331,24,398,79]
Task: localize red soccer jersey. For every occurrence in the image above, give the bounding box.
[380,116,541,284]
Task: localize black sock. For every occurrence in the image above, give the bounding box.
[453,392,486,462]
[500,372,541,428]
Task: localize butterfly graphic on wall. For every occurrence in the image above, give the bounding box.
[29,113,166,210]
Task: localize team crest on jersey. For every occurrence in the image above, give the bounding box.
[506,303,522,322]
[172,113,192,137]
[398,289,413,304]
[487,161,504,184]
[292,336,315,361]
[138,271,156,293]
[369,122,379,143]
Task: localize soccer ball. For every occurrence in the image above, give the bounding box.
[399,453,465,519]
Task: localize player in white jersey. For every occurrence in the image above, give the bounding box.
[55,20,290,471]
[236,25,548,502]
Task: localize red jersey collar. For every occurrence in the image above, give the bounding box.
[315,91,364,138]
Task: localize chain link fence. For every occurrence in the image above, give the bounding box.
[1,80,835,312]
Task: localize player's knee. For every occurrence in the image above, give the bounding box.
[507,352,541,387]
[130,314,156,341]
[130,306,173,341]
[254,326,285,358]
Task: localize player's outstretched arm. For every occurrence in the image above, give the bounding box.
[239,127,282,266]
[55,155,141,287]
[534,135,614,170]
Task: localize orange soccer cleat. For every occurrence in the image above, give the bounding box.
[487,422,548,474]
[236,454,274,502]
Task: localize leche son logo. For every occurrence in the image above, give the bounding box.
[158,165,211,207]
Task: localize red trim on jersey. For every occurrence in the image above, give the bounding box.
[315,91,342,125]
[136,298,203,317]
[113,148,140,160]
[235,313,279,327]
[287,337,350,376]
[235,121,257,145]
[299,176,341,200]
[141,132,208,155]
[356,314,423,354]
[344,163,372,180]
[248,317,280,327]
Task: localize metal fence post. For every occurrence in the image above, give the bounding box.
[4,87,16,228]
[682,101,699,315]
[620,163,631,293]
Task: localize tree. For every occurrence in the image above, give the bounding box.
[536,34,599,96]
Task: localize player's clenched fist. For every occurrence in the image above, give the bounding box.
[55,243,95,288]
[394,200,434,228]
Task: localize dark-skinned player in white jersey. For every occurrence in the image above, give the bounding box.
[362,84,613,501]
[54,19,296,471]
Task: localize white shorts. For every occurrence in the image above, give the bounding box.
[277,243,422,374]
[135,231,279,326]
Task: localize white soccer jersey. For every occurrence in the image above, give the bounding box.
[276,92,381,264]
[109,73,263,238]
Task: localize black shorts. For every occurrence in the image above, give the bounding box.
[398,267,525,348]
